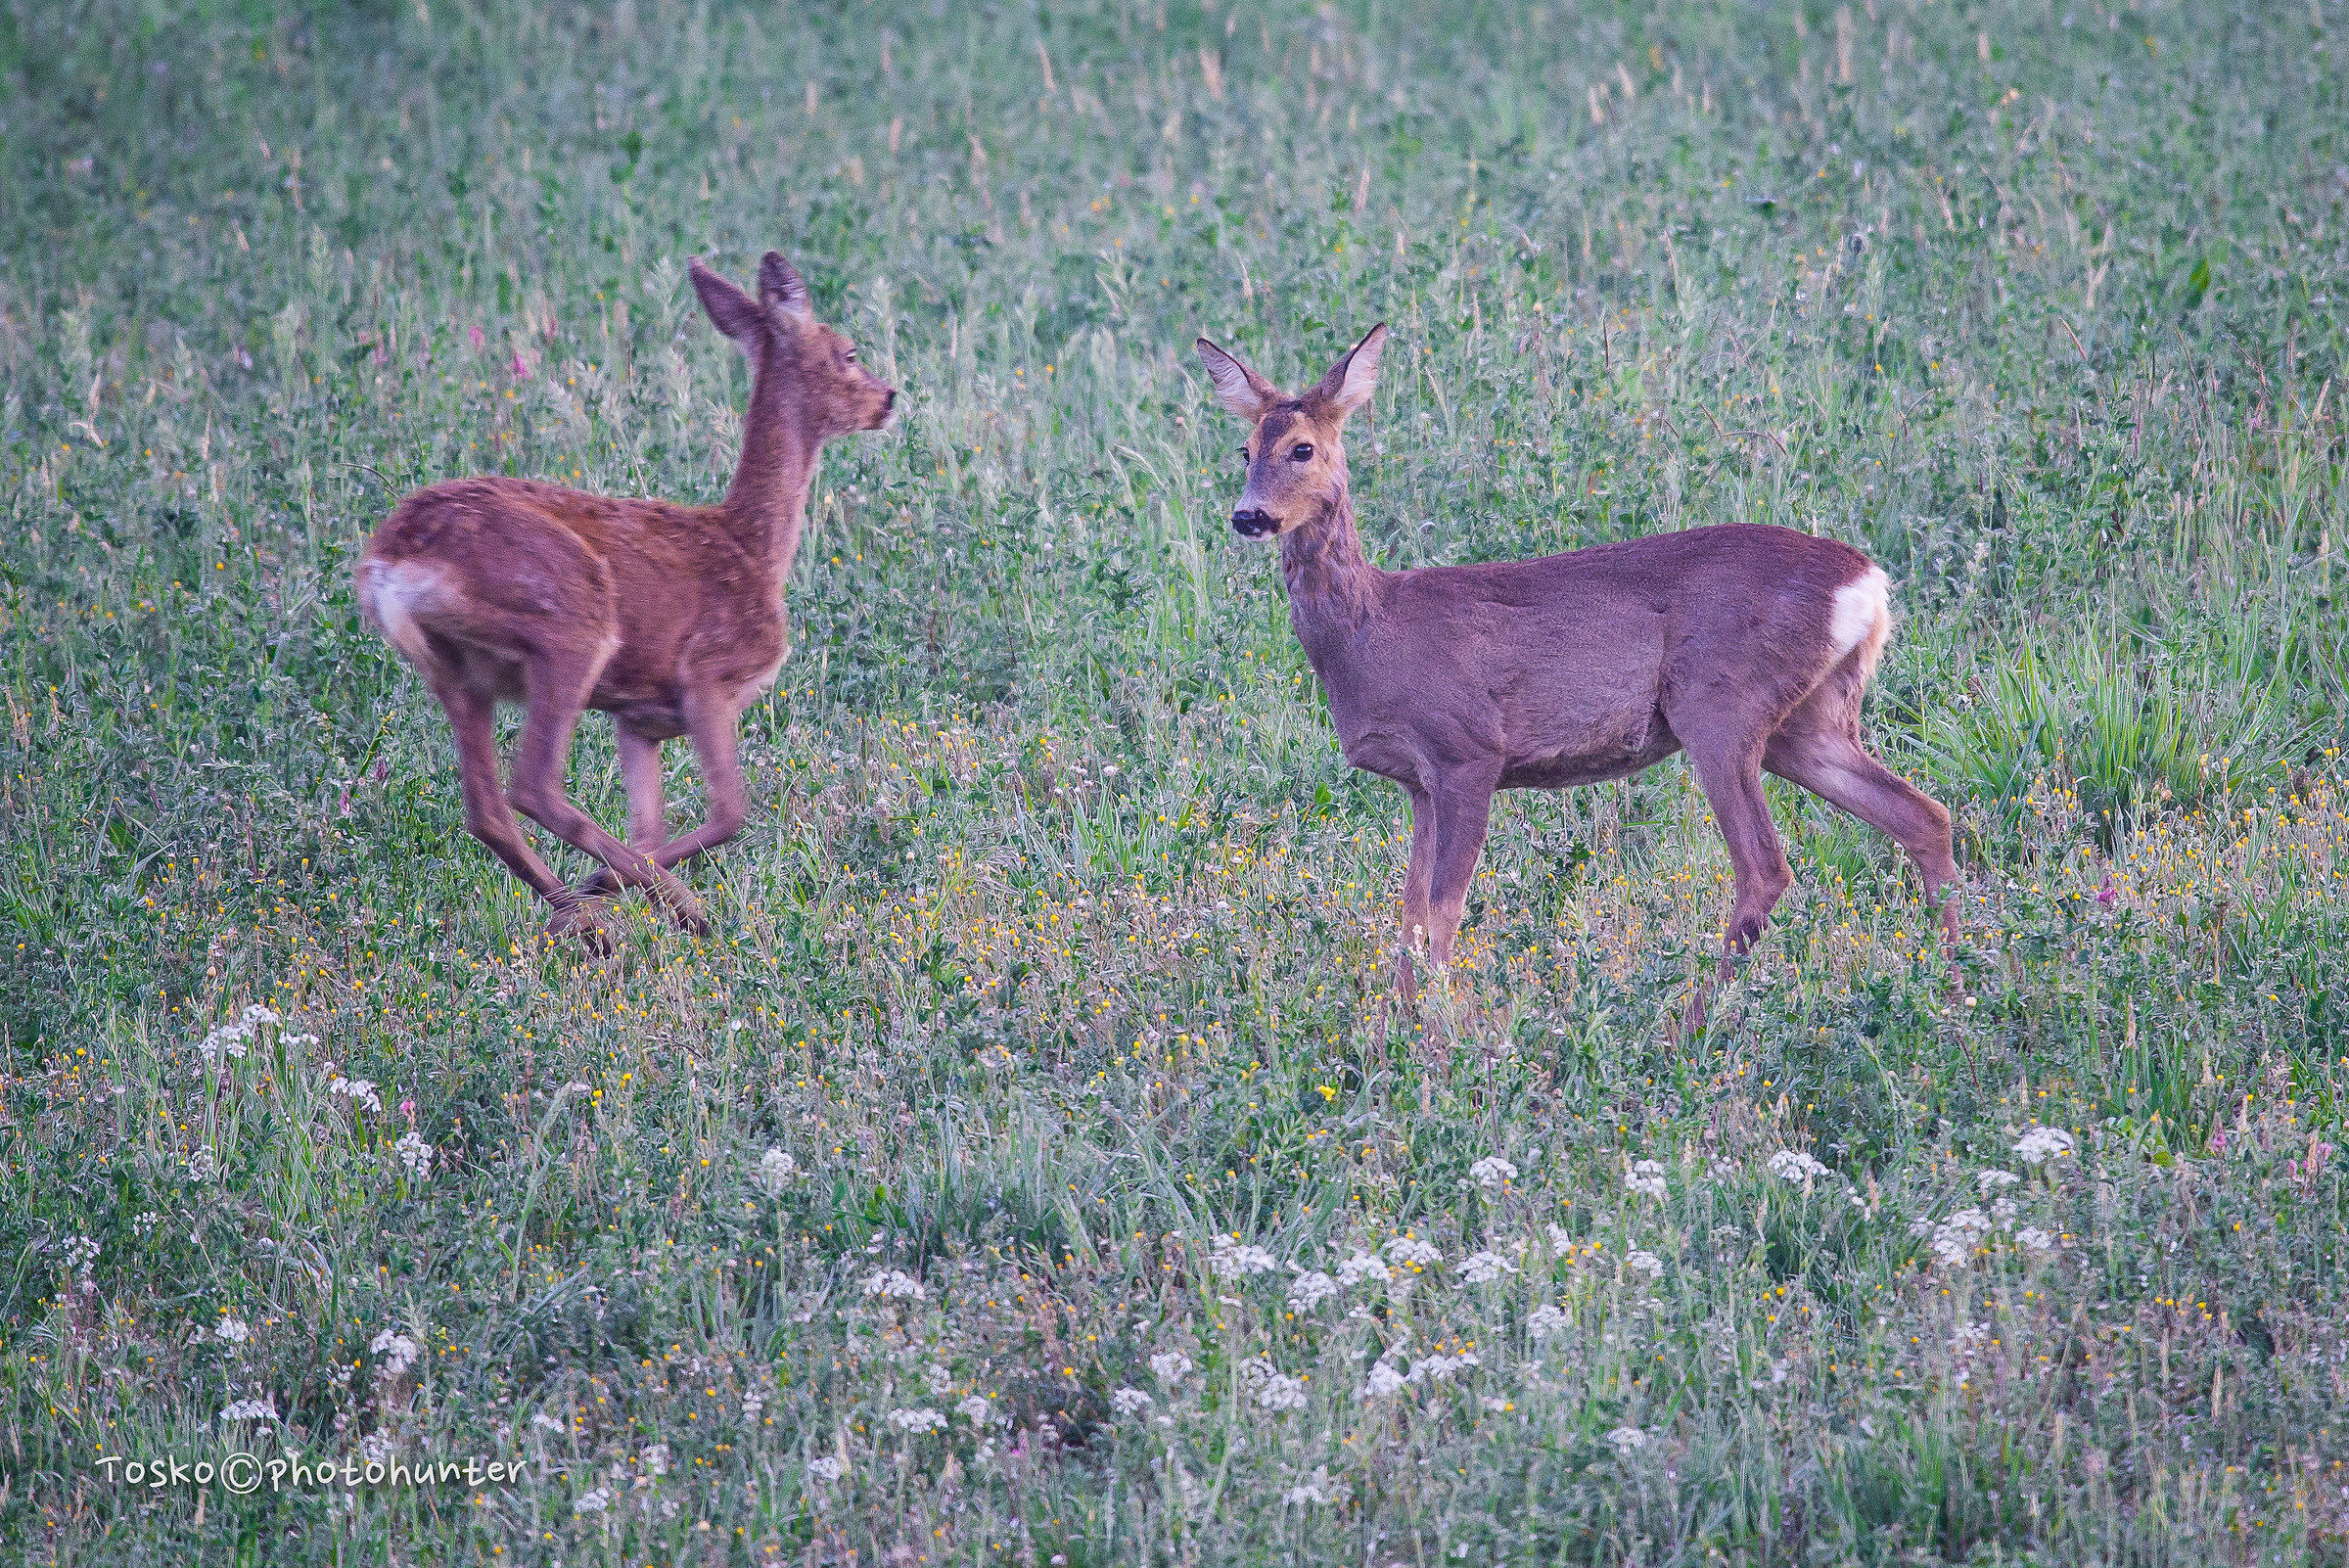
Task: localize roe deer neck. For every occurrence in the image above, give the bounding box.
[720,353,822,586]
[1279,479,1382,662]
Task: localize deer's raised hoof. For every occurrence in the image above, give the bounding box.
[545,899,616,953]
[657,886,713,937]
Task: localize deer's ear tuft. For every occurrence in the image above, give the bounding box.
[760,252,813,324]
[691,260,766,348]
[1196,337,1271,423]
[1313,322,1388,418]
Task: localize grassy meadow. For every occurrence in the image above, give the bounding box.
[7,0,2349,1560]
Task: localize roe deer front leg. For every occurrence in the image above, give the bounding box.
[1420,763,1500,977]
[1397,782,1437,1000]
[579,693,749,905]
[1680,739,1793,1035]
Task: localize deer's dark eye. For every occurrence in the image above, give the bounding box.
[1290,442,1314,462]
[842,347,857,363]
[1238,446,1251,465]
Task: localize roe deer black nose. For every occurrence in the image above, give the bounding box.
[1231,508,1277,537]
[882,388,897,413]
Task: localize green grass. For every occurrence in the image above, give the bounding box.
[4,0,2349,1562]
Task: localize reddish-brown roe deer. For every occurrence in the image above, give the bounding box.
[357,252,895,947]
[1195,324,1959,1019]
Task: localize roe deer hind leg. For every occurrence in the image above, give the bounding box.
[508,652,705,931]
[1685,741,1793,966]
[577,726,669,902]
[429,673,610,948]
[1397,782,1437,1000]
[1765,725,1961,955]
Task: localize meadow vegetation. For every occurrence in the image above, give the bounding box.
[4,0,2349,1561]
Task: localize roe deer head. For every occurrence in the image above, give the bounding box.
[357,251,895,947]
[1196,324,1959,1020]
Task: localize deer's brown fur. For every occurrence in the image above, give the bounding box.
[358,252,895,946]
[1197,324,1959,1013]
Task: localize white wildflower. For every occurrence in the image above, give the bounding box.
[394,1130,432,1177]
[220,1397,277,1422]
[1285,1270,1340,1312]
[1626,1250,1665,1278]
[806,1456,846,1483]
[1209,1236,1279,1277]
[1255,1372,1308,1410]
[1406,1353,1478,1383]
[1527,1305,1570,1340]
[1917,1207,1993,1267]
[1991,1196,2019,1225]
[1952,1320,1991,1358]
[1544,1222,1576,1250]
[574,1487,612,1513]
[1977,1169,2021,1193]
[281,1032,320,1048]
[1149,1351,1193,1384]
[1606,1424,1648,1454]
[214,1314,252,1345]
[1110,1388,1154,1415]
[1336,1252,1391,1287]
[1455,1250,1517,1283]
[1766,1149,1828,1183]
[743,1390,766,1420]
[2012,1127,2077,1165]
[2015,1226,2054,1253]
[885,1407,945,1433]
[862,1269,926,1300]
[60,1235,100,1290]
[359,1431,395,1464]
[755,1148,798,1196]
[1469,1156,1518,1189]
[643,1443,670,1477]
[242,1004,280,1028]
[1625,1159,1669,1198]
[530,1410,564,1433]
[1384,1235,1444,1271]
[198,1022,250,1066]
[370,1329,419,1377]
[328,1074,383,1115]
[956,1395,996,1424]
[1364,1362,1408,1397]
[185,1148,217,1181]
[1282,1467,1343,1506]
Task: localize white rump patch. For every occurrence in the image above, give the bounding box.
[1828,567,1890,658]
[361,559,451,666]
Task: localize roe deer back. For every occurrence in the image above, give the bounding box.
[1195,324,1958,1016]
[357,251,895,946]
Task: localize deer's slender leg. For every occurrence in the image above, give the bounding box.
[576,726,668,901]
[508,653,708,933]
[1685,742,1793,962]
[640,693,750,871]
[1765,725,1960,947]
[1397,783,1437,998]
[429,674,608,946]
[1422,767,1500,970]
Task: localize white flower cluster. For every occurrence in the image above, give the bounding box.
[754,1148,798,1196]
[1625,1159,1669,1198]
[324,1066,383,1116]
[1455,1250,1517,1283]
[1149,1351,1193,1384]
[1527,1305,1571,1340]
[200,1004,282,1067]
[1766,1149,1829,1183]
[1385,1235,1444,1271]
[1911,1207,1993,1266]
[213,1314,252,1345]
[862,1269,925,1300]
[956,1395,997,1424]
[2012,1127,2076,1165]
[1282,1467,1344,1506]
[1209,1235,1279,1277]
[1285,1270,1340,1312]
[394,1130,433,1178]
[1336,1252,1391,1287]
[1606,1424,1648,1454]
[574,1486,612,1513]
[370,1328,419,1378]
[885,1407,945,1433]
[1468,1156,1518,1189]
[220,1396,278,1422]
[806,1455,846,1482]
[1109,1388,1154,1415]
[1241,1358,1309,1410]
[59,1234,100,1293]
[1626,1250,1665,1279]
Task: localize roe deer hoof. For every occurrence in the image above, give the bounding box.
[663,891,713,938]
[545,900,616,953]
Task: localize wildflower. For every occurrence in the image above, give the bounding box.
[185,1149,217,1181]
[1365,1361,1408,1397]
[1626,1250,1664,1278]
[1952,1321,1991,1358]
[1384,1235,1443,1270]
[1110,1388,1154,1415]
[1286,1270,1340,1312]
[60,1235,100,1293]
[1544,1222,1576,1250]
[198,1022,250,1066]
[2012,1127,2076,1165]
[2015,1226,2054,1253]
[1606,1424,1647,1454]
[862,1269,925,1300]
[327,1070,383,1115]
[1766,1149,1828,1183]
[885,1407,945,1433]
[742,1391,766,1419]
[1911,1207,1992,1266]
[1406,1352,1478,1382]
[1455,1250,1517,1283]
[1149,1351,1193,1383]
[1337,1252,1391,1288]
[242,1004,280,1028]
[1991,1196,2019,1225]
[1625,1159,1669,1198]
[221,1397,278,1422]
[956,1395,995,1423]
[1241,1359,1309,1410]
[214,1315,252,1345]
[643,1443,670,1477]
[807,1455,846,1482]
[755,1148,798,1196]
[1469,1156,1518,1189]
[394,1130,433,1177]
[1977,1169,2021,1193]
[1527,1305,1570,1340]
[574,1487,612,1513]
[1209,1236,1279,1277]
[370,1329,419,1377]
[530,1410,563,1433]
[1282,1467,1343,1505]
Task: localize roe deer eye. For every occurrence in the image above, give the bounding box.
[842,347,857,363]
[1290,442,1314,462]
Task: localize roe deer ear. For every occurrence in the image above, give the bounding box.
[690,259,766,347]
[1195,337,1276,423]
[1311,322,1388,419]
[760,252,812,325]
